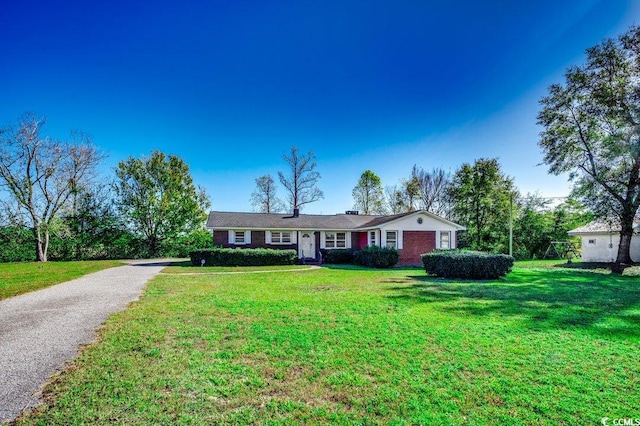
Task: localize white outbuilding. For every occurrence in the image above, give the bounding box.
[568,219,640,263]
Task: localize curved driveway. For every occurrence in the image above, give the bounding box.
[0,260,169,423]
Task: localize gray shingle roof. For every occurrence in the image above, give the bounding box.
[568,217,640,235]
[205,210,461,230]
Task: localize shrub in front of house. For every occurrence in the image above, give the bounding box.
[190,248,298,266]
[353,246,399,268]
[422,250,514,279]
[321,249,354,264]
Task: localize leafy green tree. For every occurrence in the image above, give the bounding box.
[538,25,640,268]
[549,198,593,243]
[352,170,386,214]
[384,176,421,214]
[114,150,210,257]
[56,185,138,260]
[449,158,517,252]
[0,113,103,261]
[512,195,553,259]
[401,176,421,212]
[0,226,34,262]
[278,146,324,212]
[159,228,212,258]
[250,174,285,213]
[512,196,593,260]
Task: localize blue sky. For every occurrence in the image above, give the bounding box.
[1,1,638,214]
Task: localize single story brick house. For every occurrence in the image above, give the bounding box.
[568,219,640,263]
[206,209,466,265]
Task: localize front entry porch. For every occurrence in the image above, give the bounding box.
[298,231,319,263]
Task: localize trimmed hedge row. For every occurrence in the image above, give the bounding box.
[353,246,399,269]
[321,249,354,264]
[422,250,514,279]
[190,248,297,267]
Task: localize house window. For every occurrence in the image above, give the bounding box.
[271,231,292,244]
[386,231,397,249]
[440,231,451,249]
[231,230,250,245]
[588,239,596,245]
[325,232,347,248]
[369,231,377,246]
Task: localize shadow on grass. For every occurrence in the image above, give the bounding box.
[386,268,640,339]
[161,260,194,268]
[321,264,423,272]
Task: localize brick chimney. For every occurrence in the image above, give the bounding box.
[293,208,300,217]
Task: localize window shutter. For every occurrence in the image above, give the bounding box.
[228,231,234,244]
[266,231,272,244]
[245,231,251,244]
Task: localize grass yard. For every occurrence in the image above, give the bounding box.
[161,261,314,274]
[0,260,124,300]
[16,263,640,425]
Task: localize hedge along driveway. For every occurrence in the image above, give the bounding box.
[0,260,169,423]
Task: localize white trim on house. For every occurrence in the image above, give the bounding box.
[384,230,399,249]
[266,230,296,245]
[321,231,351,249]
[437,230,452,249]
[368,230,378,247]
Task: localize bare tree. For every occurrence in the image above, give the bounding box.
[385,178,420,214]
[384,184,405,214]
[250,174,285,213]
[278,146,324,212]
[412,165,452,218]
[0,113,103,261]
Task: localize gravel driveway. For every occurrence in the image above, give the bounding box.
[0,260,169,423]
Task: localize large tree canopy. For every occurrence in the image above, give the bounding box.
[0,114,102,261]
[448,158,516,253]
[114,150,210,256]
[537,25,640,267]
[352,170,386,214]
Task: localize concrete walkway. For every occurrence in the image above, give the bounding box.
[0,260,169,423]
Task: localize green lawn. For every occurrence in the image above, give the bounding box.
[17,264,640,425]
[0,260,124,300]
[161,261,314,274]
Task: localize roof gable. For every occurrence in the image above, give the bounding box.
[356,210,466,230]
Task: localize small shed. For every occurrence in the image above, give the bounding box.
[568,219,640,263]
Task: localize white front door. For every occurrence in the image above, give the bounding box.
[300,232,315,259]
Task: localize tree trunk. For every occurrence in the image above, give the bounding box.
[615,230,634,264]
[148,236,159,258]
[33,227,48,262]
[41,232,49,262]
[613,213,635,273]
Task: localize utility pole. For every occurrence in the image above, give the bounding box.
[509,193,513,257]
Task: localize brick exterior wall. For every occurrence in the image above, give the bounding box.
[399,231,436,265]
[213,230,228,247]
[212,230,297,252]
